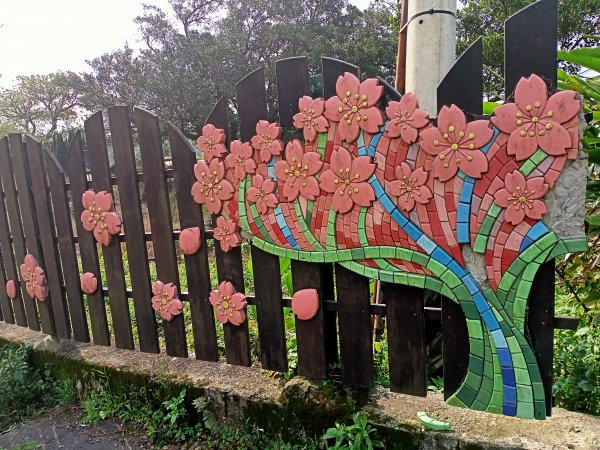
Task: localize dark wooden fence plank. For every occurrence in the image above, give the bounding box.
[0,138,25,326]
[382,283,426,395]
[0,223,12,322]
[207,98,251,366]
[135,107,188,357]
[25,136,71,339]
[506,0,557,416]
[84,112,134,349]
[168,122,218,361]
[9,134,53,334]
[45,149,90,342]
[276,57,309,126]
[442,298,469,399]
[108,106,159,354]
[66,131,110,346]
[238,67,287,371]
[336,264,373,388]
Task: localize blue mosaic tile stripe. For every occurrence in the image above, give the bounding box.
[360,129,517,415]
[268,156,300,249]
[519,221,550,253]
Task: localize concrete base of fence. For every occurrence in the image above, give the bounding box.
[1,323,598,450]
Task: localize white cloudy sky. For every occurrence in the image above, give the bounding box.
[0,0,372,88]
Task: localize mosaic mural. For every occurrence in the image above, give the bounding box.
[191,72,585,419]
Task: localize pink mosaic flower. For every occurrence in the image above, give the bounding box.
[494,170,548,225]
[192,158,235,214]
[151,281,183,321]
[80,272,98,295]
[319,146,376,214]
[293,96,329,142]
[80,190,122,246]
[197,124,226,162]
[246,174,278,214]
[225,140,257,184]
[384,93,429,143]
[491,74,579,161]
[209,281,247,326]
[213,215,241,252]
[6,280,17,299]
[420,105,493,182]
[388,162,432,212]
[19,254,46,301]
[274,139,322,201]
[324,72,384,143]
[179,227,202,255]
[251,120,283,163]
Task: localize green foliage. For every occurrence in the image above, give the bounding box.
[427,376,444,393]
[322,412,383,450]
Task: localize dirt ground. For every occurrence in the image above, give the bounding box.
[0,406,151,450]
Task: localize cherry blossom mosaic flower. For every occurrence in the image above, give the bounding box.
[151,281,183,321]
[192,158,235,214]
[197,124,226,162]
[388,162,432,212]
[179,227,202,255]
[420,105,493,182]
[274,139,322,201]
[251,120,283,163]
[246,174,278,214]
[384,93,429,143]
[6,280,17,299]
[494,170,548,225]
[225,140,257,184]
[213,215,241,252]
[324,72,384,143]
[80,272,98,295]
[491,74,579,161]
[293,96,329,142]
[80,190,122,246]
[319,146,376,214]
[20,254,47,301]
[209,280,247,326]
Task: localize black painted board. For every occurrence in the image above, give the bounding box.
[45,149,89,342]
[442,297,469,399]
[276,57,309,127]
[168,122,218,361]
[322,57,359,98]
[9,134,52,334]
[291,260,329,379]
[84,112,134,350]
[0,138,24,325]
[336,264,373,388]
[527,260,555,416]
[25,136,71,339]
[108,106,159,354]
[135,107,188,358]
[438,38,483,115]
[66,132,110,346]
[207,96,251,366]
[238,67,287,371]
[505,0,558,96]
[383,282,426,396]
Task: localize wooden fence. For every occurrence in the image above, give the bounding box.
[0,0,581,419]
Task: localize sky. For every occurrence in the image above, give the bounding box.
[0,0,372,88]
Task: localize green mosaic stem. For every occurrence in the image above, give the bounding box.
[238,177,251,233]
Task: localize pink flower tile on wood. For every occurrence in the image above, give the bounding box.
[274,140,322,202]
[293,96,329,142]
[494,170,548,225]
[291,288,320,320]
[19,254,46,301]
[247,174,278,214]
[209,281,246,325]
[384,93,429,143]
[151,281,183,321]
[179,227,202,255]
[192,158,235,214]
[80,272,98,294]
[197,124,227,162]
[80,190,122,246]
[213,216,241,252]
[225,140,257,184]
[251,120,283,163]
[388,162,432,212]
[6,280,16,299]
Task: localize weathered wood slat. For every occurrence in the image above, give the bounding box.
[108,106,159,353]
[0,226,12,322]
[276,57,309,127]
[336,264,373,388]
[0,138,24,325]
[207,98,251,366]
[442,297,469,399]
[84,112,133,349]
[45,149,89,342]
[66,132,110,346]
[9,134,52,333]
[168,121,218,361]
[383,283,426,396]
[25,136,71,339]
[239,67,287,371]
[136,107,188,357]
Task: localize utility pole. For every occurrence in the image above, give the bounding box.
[401,0,457,116]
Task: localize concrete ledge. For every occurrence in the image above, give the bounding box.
[1,323,598,449]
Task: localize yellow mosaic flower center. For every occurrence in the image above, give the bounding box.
[222,300,229,309]
[451,143,459,151]
[294,170,301,177]
[518,196,527,203]
[351,105,358,113]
